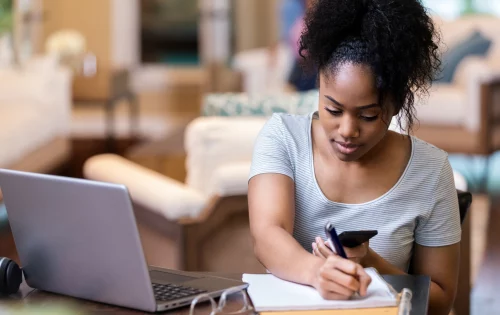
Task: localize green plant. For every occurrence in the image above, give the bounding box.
[461,0,475,15]
[0,0,13,34]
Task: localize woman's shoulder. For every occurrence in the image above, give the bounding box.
[409,136,449,172]
[268,111,313,125]
[264,112,313,138]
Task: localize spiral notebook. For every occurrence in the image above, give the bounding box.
[242,268,401,312]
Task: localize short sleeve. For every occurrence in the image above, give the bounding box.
[248,114,294,181]
[415,160,462,246]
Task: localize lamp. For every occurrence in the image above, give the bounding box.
[45,29,96,76]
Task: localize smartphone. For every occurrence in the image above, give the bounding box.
[338,230,378,248]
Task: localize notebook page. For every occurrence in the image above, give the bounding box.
[242,268,398,311]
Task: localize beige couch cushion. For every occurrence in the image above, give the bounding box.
[437,15,500,53]
[184,116,267,195]
[84,154,208,220]
[185,115,408,196]
[232,43,294,95]
[0,56,72,169]
[0,108,61,168]
[415,85,466,127]
[209,161,252,196]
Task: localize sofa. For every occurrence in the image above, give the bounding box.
[232,14,500,155]
[0,55,73,264]
[0,55,73,173]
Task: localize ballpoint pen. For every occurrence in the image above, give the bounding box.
[324,222,360,298]
[324,222,347,259]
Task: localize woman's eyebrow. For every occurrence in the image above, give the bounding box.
[324,95,379,110]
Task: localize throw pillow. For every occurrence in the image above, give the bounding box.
[436,30,492,83]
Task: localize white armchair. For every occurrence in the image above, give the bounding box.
[181,116,467,198]
[0,55,73,172]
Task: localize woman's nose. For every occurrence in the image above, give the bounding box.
[339,116,360,139]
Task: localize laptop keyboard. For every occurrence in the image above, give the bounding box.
[152,283,207,301]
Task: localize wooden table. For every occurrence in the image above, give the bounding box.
[0,273,430,315]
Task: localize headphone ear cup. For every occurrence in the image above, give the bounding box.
[0,258,11,295]
[5,261,21,295]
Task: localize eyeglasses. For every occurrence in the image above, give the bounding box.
[189,286,255,315]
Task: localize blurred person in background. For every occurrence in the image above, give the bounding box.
[270,0,317,91]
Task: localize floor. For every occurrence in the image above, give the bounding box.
[67,85,203,179]
[470,195,489,285]
[471,196,500,314]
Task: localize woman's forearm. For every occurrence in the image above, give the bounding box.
[365,249,453,315]
[427,282,454,315]
[364,248,406,275]
[253,226,323,286]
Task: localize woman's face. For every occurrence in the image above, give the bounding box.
[318,62,395,162]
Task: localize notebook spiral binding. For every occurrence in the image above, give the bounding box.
[397,288,413,315]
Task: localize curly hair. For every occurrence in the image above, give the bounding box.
[298,0,441,132]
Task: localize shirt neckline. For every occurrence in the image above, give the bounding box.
[307,111,415,206]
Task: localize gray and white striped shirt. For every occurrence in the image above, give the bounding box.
[249,112,461,271]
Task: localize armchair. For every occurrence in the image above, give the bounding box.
[0,55,72,173]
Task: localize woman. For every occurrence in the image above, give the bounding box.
[248,1,460,315]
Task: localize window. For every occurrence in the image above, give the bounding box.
[140,0,199,65]
[422,0,500,19]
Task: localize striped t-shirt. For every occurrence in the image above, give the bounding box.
[249,112,461,271]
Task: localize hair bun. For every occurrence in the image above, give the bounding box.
[299,0,441,132]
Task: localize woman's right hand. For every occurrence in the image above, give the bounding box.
[311,255,372,300]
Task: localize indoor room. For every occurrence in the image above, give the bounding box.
[0,0,498,314]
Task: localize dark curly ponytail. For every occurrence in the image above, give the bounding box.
[299,0,441,132]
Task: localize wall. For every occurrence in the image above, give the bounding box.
[41,0,112,100]
[40,0,140,100]
[232,0,280,53]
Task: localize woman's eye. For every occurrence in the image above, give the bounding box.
[325,107,342,116]
[361,115,379,122]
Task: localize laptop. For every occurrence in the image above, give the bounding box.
[0,169,248,312]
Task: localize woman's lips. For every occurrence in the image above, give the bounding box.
[334,141,360,154]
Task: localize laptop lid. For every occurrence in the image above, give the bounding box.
[0,169,157,312]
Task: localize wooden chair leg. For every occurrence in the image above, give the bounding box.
[133,204,184,270]
[455,210,471,315]
[182,196,266,274]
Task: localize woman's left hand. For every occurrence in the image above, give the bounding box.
[312,237,370,266]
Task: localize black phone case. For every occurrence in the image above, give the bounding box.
[338,230,378,248]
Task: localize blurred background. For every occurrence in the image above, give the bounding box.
[0,0,499,314]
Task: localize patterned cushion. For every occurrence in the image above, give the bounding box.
[202,90,319,117]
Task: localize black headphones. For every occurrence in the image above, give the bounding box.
[0,257,22,295]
